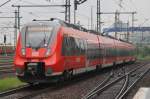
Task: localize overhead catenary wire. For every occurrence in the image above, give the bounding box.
[0,0,11,7]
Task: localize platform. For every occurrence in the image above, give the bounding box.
[133,87,150,99]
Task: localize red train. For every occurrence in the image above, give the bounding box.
[14,18,136,84]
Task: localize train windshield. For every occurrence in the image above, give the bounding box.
[21,21,60,49]
[26,26,53,48]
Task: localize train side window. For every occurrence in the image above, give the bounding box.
[80,39,85,55]
[75,38,80,55]
[61,36,65,56]
[62,36,70,56]
[78,39,81,55]
[84,39,88,56]
[69,37,76,55]
[87,43,91,59]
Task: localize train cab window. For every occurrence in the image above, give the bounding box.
[21,21,60,50]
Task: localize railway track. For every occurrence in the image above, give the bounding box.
[0,65,14,74]
[0,61,149,99]
[0,82,59,99]
[0,63,13,66]
[0,60,14,78]
[0,55,14,74]
[0,64,116,99]
[17,85,57,99]
[0,84,30,97]
[83,62,150,99]
[0,55,14,65]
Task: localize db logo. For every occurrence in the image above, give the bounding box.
[32,52,39,56]
[76,58,80,62]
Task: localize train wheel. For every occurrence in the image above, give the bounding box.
[28,82,35,86]
[96,65,101,71]
[63,70,73,81]
[57,70,73,83]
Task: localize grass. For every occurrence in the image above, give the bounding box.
[0,60,13,63]
[136,55,150,61]
[0,77,26,92]
[0,60,13,62]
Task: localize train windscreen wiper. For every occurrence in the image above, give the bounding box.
[37,32,47,49]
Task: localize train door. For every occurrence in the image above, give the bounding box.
[85,40,89,69]
[97,36,102,67]
[99,37,107,67]
[114,40,117,65]
[115,42,119,64]
[102,44,106,65]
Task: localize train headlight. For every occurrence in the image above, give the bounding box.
[21,48,25,55]
[16,68,24,76]
[45,48,51,56]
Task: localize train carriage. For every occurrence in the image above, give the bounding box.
[14,18,136,83]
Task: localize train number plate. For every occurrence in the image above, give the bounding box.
[28,63,37,66]
[32,51,39,56]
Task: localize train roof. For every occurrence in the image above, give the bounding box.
[31,18,133,45]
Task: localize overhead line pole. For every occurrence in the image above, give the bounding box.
[0,15,21,47]
[74,0,87,24]
[91,6,93,30]
[132,12,136,33]
[97,0,101,33]
[14,10,18,47]
[12,1,71,23]
[65,0,71,23]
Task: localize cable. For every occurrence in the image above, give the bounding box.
[0,0,11,7]
[15,0,39,5]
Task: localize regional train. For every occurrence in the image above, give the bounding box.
[14,18,136,84]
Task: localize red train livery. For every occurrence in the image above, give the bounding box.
[14,18,136,83]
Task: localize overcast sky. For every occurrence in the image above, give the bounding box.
[0,0,150,44]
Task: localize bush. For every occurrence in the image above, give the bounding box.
[136,46,150,60]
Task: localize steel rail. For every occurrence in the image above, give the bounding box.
[83,64,143,99]
[83,71,113,98]
[0,84,30,97]
[17,85,57,99]
[114,74,129,99]
[118,67,150,99]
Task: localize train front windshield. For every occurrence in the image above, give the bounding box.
[26,26,53,48]
[21,22,60,49]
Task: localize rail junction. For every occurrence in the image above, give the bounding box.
[0,61,149,99]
